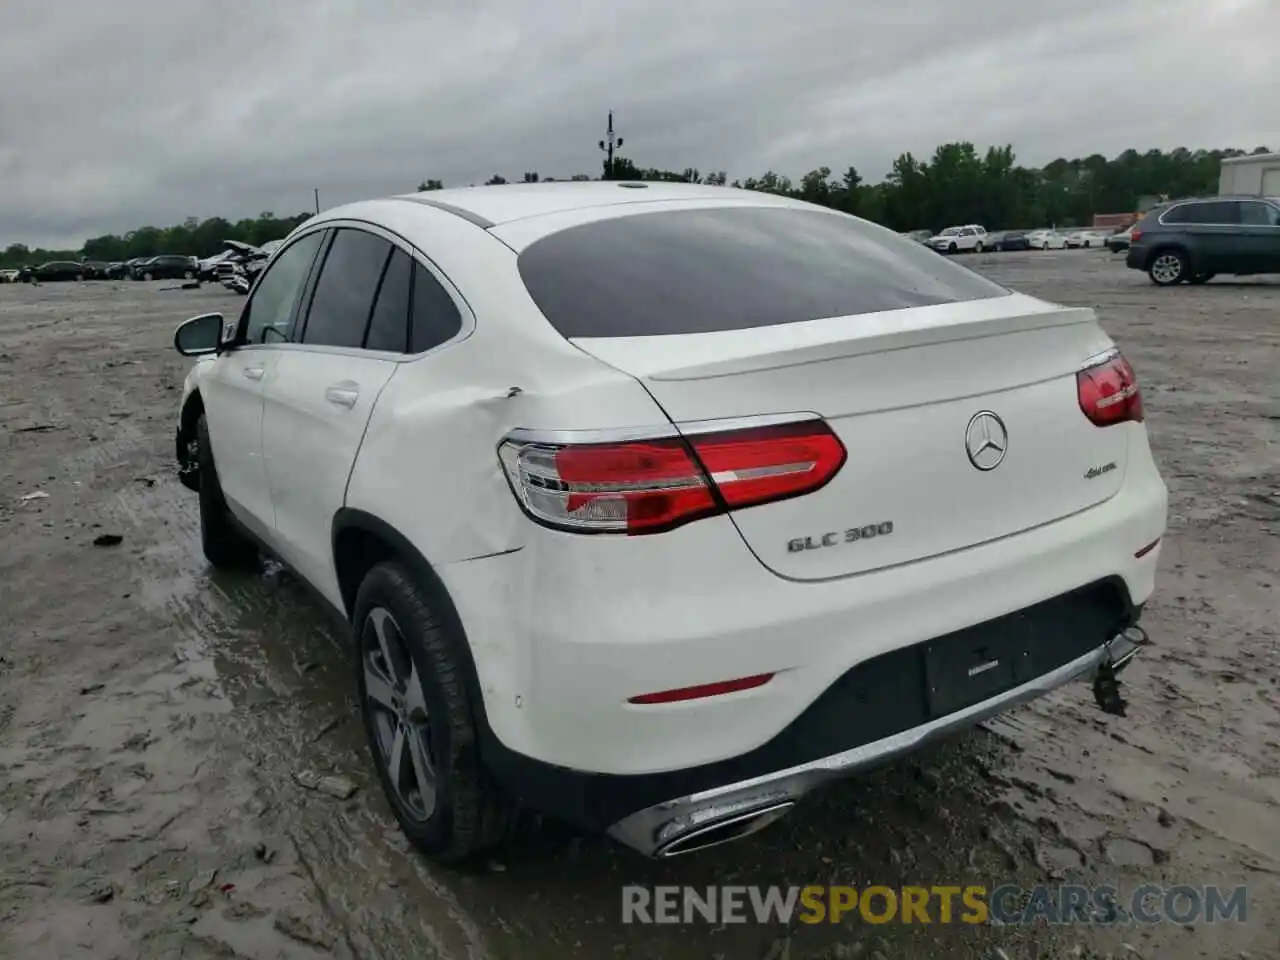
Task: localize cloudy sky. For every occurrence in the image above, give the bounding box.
[1,0,1276,249]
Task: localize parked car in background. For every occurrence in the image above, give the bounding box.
[1106,226,1134,254]
[104,261,130,279]
[1126,194,1280,286]
[24,261,86,282]
[1078,230,1115,249]
[900,229,933,244]
[1026,230,1069,251]
[198,250,236,281]
[171,181,1164,861]
[927,225,987,253]
[211,241,270,288]
[0,268,19,283]
[132,255,199,281]
[80,260,110,279]
[997,230,1031,251]
[120,257,152,279]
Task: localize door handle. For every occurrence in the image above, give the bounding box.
[325,383,359,409]
[242,366,264,381]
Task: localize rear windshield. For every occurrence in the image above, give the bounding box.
[517,206,1010,338]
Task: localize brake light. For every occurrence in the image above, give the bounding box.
[498,419,847,535]
[1129,227,1142,243]
[1077,351,1144,426]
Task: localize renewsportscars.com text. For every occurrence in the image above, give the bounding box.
[621,884,1248,926]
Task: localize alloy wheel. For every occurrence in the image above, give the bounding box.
[1150,253,1184,284]
[362,606,437,821]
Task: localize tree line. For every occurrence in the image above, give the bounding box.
[3,143,1270,269]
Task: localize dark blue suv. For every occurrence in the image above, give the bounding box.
[1126,195,1280,285]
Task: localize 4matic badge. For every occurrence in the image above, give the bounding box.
[787,522,894,554]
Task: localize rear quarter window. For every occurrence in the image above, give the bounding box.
[517,206,1010,338]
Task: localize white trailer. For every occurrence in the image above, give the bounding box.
[1218,152,1280,197]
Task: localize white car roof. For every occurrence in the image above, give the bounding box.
[309,182,826,253]
[387,181,792,228]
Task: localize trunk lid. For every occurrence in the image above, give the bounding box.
[571,293,1129,581]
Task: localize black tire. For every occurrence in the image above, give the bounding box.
[1188,272,1215,285]
[1148,248,1189,286]
[184,270,195,280]
[354,562,511,862]
[143,271,154,281]
[947,242,957,253]
[974,241,984,253]
[196,414,257,568]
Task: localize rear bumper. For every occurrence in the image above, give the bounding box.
[477,581,1147,851]
[1125,246,1147,270]
[611,632,1152,855]
[609,626,1145,856]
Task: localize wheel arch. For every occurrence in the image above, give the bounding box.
[177,390,205,491]
[331,508,491,727]
[1143,242,1190,272]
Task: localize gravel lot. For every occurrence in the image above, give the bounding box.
[1,252,1276,960]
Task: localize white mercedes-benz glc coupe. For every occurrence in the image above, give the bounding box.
[172,182,1167,860]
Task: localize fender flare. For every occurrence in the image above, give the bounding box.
[331,508,492,732]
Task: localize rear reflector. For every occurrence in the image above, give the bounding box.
[499,418,846,535]
[628,673,774,704]
[1135,538,1161,559]
[1077,350,1144,426]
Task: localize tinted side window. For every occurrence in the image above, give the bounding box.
[242,231,326,345]
[1186,201,1239,225]
[301,229,393,348]
[1160,205,1190,224]
[364,250,412,353]
[1240,202,1280,227]
[410,263,463,353]
[518,206,1009,338]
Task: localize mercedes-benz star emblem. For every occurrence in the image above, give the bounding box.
[964,411,1008,471]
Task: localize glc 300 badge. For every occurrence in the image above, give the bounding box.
[787,522,894,553]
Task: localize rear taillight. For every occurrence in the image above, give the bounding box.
[1129,228,1143,243]
[1077,350,1144,426]
[498,418,846,535]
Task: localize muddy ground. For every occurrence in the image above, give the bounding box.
[0,252,1276,960]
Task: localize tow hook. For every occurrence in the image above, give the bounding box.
[1093,625,1149,717]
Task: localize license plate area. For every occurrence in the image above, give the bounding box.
[923,616,1036,717]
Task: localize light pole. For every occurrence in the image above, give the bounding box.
[598,110,624,180]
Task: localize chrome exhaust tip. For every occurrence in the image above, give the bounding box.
[1108,624,1148,673]
[653,801,795,859]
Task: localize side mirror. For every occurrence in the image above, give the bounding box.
[174,313,225,357]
